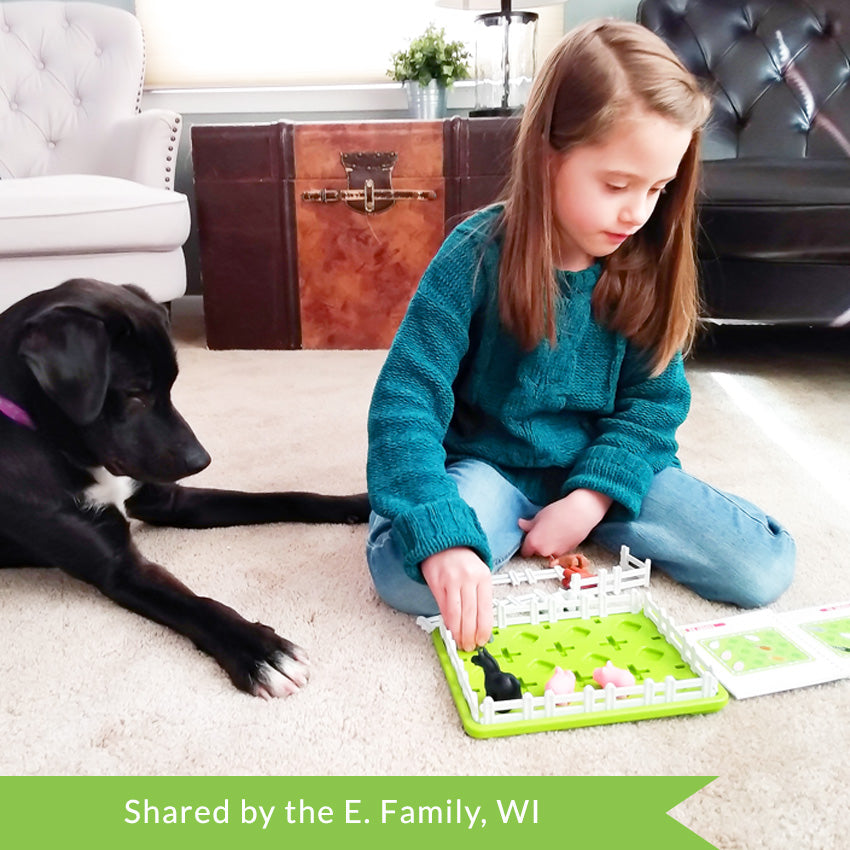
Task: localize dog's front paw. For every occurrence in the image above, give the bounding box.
[216,620,310,698]
[252,642,310,700]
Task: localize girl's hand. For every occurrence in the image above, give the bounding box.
[518,489,613,558]
[421,547,492,651]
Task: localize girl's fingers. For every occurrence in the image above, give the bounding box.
[474,576,493,649]
[440,584,463,642]
[458,580,479,651]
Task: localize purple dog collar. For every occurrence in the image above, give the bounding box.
[0,394,35,430]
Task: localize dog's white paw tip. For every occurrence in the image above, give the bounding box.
[254,665,298,699]
[254,653,309,699]
[291,646,310,666]
[278,652,310,687]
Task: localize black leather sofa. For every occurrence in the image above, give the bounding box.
[639,0,850,325]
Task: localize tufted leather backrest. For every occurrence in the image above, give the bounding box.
[639,0,850,159]
[0,1,145,178]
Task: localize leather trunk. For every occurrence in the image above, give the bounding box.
[192,117,519,349]
[294,121,443,349]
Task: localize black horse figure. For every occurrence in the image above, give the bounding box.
[471,647,522,702]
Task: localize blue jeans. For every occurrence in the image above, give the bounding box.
[366,459,795,616]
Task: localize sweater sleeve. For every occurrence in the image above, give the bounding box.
[561,347,691,518]
[367,219,495,580]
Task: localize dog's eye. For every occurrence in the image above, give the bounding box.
[124,391,150,412]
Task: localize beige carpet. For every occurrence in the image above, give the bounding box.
[2,297,849,850]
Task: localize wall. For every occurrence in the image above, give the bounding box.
[566,0,640,26]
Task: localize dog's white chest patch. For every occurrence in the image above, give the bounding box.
[81,468,138,516]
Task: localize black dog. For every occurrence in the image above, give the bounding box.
[0,279,369,698]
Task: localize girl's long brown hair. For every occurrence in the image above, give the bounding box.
[499,19,711,375]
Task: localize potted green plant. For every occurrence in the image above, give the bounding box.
[388,24,471,119]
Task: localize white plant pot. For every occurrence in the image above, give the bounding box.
[404,80,447,119]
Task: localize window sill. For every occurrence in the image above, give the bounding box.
[142,81,476,115]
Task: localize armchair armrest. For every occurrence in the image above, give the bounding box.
[98,110,183,190]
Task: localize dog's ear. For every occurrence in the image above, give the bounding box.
[123,284,171,327]
[18,307,110,425]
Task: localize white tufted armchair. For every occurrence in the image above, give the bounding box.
[0,0,190,312]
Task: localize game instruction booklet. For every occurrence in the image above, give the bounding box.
[682,601,850,699]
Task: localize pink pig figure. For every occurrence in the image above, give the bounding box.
[545,666,576,696]
[593,661,635,688]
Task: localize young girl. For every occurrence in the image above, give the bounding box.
[366,19,795,651]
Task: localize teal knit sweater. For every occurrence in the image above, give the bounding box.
[367,206,690,580]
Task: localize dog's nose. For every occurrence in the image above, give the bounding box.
[167,408,211,478]
[183,443,211,476]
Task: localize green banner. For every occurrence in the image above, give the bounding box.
[0,776,717,848]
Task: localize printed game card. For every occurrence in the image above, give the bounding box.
[682,605,850,699]
[781,601,850,663]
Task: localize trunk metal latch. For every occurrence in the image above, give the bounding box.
[301,151,437,214]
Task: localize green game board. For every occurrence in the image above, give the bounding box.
[431,607,728,738]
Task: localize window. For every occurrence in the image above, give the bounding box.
[136,0,565,89]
